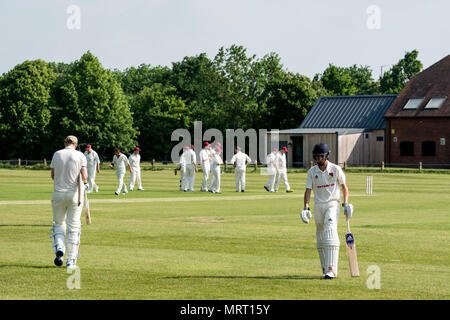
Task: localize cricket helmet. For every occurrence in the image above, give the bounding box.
[312,143,330,156]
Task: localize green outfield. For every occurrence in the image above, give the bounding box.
[0,168,449,300]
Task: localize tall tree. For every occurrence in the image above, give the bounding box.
[0,60,56,159]
[380,50,423,94]
[49,51,137,159]
[132,83,190,160]
[314,64,379,96]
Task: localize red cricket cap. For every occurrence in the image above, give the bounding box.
[191,144,195,150]
[86,144,92,149]
[203,142,210,147]
[281,146,288,152]
[134,147,141,151]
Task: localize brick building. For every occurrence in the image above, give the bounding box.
[385,55,450,167]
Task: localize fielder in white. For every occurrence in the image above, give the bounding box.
[109,148,133,195]
[50,135,88,269]
[209,146,223,194]
[301,143,353,279]
[264,148,279,192]
[182,145,197,192]
[83,144,100,193]
[199,142,212,192]
[274,146,293,193]
[230,147,251,192]
[178,146,187,191]
[128,147,144,191]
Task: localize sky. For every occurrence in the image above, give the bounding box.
[0,0,449,79]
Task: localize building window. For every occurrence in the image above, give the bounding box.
[424,97,446,109]
[400,141,414,156]
[376,136,384,142]
[441,138,446,146]
[422,141,436,156]
[402,98,424,110]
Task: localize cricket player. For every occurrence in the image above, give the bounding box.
[274,146,293,193]
[199,142,212,192]
[209,146,223,194]
[178,146,188,191]
[50,135,88,269]
[182,145,197,192]
[264,148,278,192]
[128,147,144,191]
[230,147,251,192]
[301,142,353,279]
[109,148,133,195]
[84,144,100,193]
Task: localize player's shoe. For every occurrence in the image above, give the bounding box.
[324,271,336,279]
[54,249,64,267]
[122,190,128,195]
[138,188,144,191]
[66,259,77,270]
[264,186,269,192]
[115,192,119,195]
[95,186,99,192]
[286,189,294,193]
[241,190,245,192]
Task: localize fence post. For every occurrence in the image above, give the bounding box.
[310,161,313,168]
[18,158,21,168]
[224,161,228,172]
[419,162,422,171]
[343,161,347,170]
[152,159,155,170]
[381,161,385,171]
[44,158,47,167]
[254,161,257,171]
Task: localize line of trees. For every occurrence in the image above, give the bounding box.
[0,46,422,161]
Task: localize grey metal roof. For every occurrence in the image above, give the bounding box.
[299,95,397,130]
[272,128,365,135]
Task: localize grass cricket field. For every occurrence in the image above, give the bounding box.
[0,168,449,300]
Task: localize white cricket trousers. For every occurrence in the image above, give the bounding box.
[210,166,221,192]
[115,170,128,194]
[51,191,82,261]
[129,167,142,190]
[184,164,195,191]
[179,165,185,190]
[201,164,210,191]
[264,167,277,191]
[275,171,290,191]
[234,168,246,191]
[87,166,98,192]
[314,202,340,276]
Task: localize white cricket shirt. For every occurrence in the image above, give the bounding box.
[128,153,141,169]
[275,152,287,173]
[199,149,210,166]
[230,151,251,170]
[212,153,223,170]
[306,161,346,204]
[84,150,100,169]
[50,146,87,192]
[112,153,129,172]
[182,149,196,165]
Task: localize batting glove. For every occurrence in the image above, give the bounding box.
[84,183,89,191]
[343,203,353,219]
[301,208,312,223]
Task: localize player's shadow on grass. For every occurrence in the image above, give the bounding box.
[165,275,320,280]
[0,224,50,227]
[0,264,54,269]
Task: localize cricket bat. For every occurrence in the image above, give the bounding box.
[84,190,91,225]
[345,217,360,277]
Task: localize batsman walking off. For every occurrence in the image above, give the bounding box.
[301,143,353,279]
[49,135,88,269]
[230,147,251,192]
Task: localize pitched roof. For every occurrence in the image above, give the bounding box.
[299,95,397,130]
[385,55,450,118]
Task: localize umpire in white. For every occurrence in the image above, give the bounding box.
[50,135,88,269]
